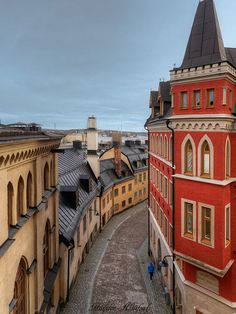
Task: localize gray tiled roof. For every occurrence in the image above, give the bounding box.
[226,48,236,68]
[58,149,100,244]
[100,159,134,190]
[179,0,227,70]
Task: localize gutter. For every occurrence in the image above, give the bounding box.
[67,239,75,302]
[144,125,151,256]
[166,119,176,314]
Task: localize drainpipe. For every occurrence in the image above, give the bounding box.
[166,119,175,314]
[99,185,104,233]
[144,125,151,256]
[67,240,75,302]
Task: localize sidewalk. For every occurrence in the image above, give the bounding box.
[137,239,172,314]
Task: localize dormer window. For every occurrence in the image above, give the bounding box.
[207,89,214,107]
[181,92,188,109]
[193,90,201,108]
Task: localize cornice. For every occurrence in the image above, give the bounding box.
[0,140,60,170]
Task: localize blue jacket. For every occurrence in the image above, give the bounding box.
[147,262,155,273]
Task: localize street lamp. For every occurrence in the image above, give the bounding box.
[159,254,175,314]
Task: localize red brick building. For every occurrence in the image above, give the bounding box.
[146,0,236,313]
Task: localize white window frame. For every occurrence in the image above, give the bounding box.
[181,134,196,176]
[198,202,215,248]
[225,137,231,178]
[225,203,231,247]
[181,198,196,241]
[197,135,214,179]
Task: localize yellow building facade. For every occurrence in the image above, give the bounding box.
[99,142,148,228]
[0,133,61,313]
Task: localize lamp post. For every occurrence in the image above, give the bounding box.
[159,254,175,314]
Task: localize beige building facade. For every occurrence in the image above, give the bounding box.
[0,132,62,313]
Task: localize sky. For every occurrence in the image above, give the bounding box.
[0,0,235,131]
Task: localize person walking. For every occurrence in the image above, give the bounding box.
[147,261,155,280]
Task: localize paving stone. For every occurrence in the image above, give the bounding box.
[60,201,171,314]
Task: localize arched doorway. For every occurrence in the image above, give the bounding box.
[13,259,27,314]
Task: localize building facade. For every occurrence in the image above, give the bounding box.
[146,0,236,313]
[0,130,62,313]
[99,139,148,228]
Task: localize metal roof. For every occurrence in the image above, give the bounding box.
[179,0,227,69]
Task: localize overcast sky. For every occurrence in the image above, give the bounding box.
[0,0,235,131]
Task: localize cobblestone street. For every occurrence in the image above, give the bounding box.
[60,201,171,314]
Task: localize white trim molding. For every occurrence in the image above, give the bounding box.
[181,198,197,242]
[198,202,215,248]
[197,134,214,179]
[181,134,196,176]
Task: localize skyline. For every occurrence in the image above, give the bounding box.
[0,0,236,131]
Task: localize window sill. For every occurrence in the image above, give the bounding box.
[192,106,201,110]
[184,233,194,240]
[206,106,215,109]
[200,239,213,247]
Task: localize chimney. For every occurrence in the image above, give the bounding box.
[112,132,122,178]
[87,116,100,178]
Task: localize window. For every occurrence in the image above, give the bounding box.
[170,225,173,248]
[181,91,188,108]
[229,90,233,108]
[77,227,80,247]
[107,194,109,203]
[201,141,210,177]
[89,207,92,223]
[128,197,132,204]
[185,140,193,175]
[226,139,230,178]
[50,159,54,187]
[114,204,119,212]
[83,215,87,234]
[201,207,211,243]
[122,200,126,207]
[102,198,105,208]
[134,192,137,199]
[143,172,146,181]
[223,87,227,105]
[193,90,201,107]
[122,186,126,194]
[43,162,50,191]
[139,174,142,183]
[114,188,118,197]
[225,205,230,246]
[160,174,163,193]
[207,89,214,107]
[143,188,146,194]
[164,137,168,159]
[43,220,50,277]
[169,182,173,207]
[128,183,132,191]
[27,172,33,209]
[164,177,168,199]
[160,136,163,156]
[184,203,193,237]
[139,190,142,197]
[164,217,168,239]
[17,176,24,220]
[7,182,14,226]
[160,210,163,228]
[14,259,27,313]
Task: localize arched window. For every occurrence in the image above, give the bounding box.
[43,220,50,277]
[50,160,54,186]
[169,136,173,162]
[13,259,27,313]
[160,136,163,156]
[164,137,168,159]
[201,141,210,177]
[226,139,230,178]
[26,172,33,209]
[185,140,193,175]
[7,182,14,226]
[43,163,50,191]
[17,177,24,220]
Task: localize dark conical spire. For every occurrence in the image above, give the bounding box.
[180,0,227,69]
